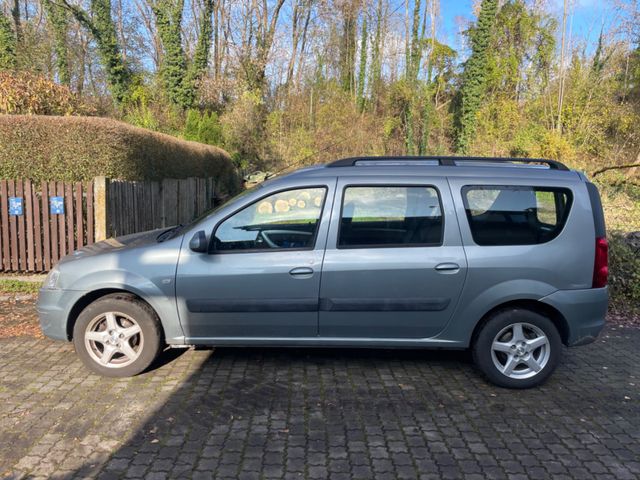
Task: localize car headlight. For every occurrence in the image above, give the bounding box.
[43,268,61,290]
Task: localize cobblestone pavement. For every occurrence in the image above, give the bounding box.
[1,327,639,480]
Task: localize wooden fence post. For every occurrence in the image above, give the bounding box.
[94,177,109,241]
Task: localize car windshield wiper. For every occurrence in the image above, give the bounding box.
[157,224,184,242]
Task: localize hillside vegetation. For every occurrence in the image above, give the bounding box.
[0,0,637,310]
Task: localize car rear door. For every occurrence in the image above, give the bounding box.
[318,176,467,339]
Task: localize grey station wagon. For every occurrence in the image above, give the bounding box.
[37,157,609,388]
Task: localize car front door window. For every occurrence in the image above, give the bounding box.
[213,187,327,251]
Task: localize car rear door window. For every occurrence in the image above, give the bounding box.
[462,185,572,246]
[338,186,443,248]
[213,187,327,251]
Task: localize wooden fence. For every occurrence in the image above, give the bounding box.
[0,179,94,272]
[0,177,216,272]
[105,177,216,237]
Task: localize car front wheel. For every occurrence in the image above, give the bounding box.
[473,309,562,389]
[72,293,163,377]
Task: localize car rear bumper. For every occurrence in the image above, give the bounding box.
[37,288,85,341]
[540,287,608,346]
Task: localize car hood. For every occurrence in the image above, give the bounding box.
[59,227,170,264]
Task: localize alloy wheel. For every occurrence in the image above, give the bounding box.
[490,322,550,379]
[84,312,144,368]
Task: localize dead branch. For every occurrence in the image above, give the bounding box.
[592,162,640,177]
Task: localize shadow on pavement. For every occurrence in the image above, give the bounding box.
[20,328,638,479]
[59,345,479,479]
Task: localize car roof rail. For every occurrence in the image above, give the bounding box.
[326,156,569,171]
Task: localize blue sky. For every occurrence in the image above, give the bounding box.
[436,0,620,58]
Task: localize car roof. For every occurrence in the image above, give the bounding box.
[268,156,583,185]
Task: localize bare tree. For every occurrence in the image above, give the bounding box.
[556,0,568,133]
[236,0,285,92]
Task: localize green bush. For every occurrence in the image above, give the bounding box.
[183,109,224,146]
[608,232,640,313]
[122,82,186,135]
[0,114,241,196]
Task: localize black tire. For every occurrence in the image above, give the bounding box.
[72,293,163,377]
[472,308,562,389]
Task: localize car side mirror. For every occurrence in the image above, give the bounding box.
[189,230,208,253]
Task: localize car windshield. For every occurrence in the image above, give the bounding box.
[157,184,264,241]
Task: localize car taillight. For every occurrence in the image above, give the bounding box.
[592,237,608,288]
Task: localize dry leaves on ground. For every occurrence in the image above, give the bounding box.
[0,295,43,338]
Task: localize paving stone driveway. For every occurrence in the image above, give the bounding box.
[1,327,639,480]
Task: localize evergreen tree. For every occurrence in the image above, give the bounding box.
[199,111,223,145]
[152,0,190,108]
[0,11,16,70]
[453,0,498,153]
[184,109,223,145]
[187,0,214,86]
[591,29,606,76]
[153,0,215,109]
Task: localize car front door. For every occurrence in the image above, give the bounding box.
[319,177,467,339]
[176,181,335,340]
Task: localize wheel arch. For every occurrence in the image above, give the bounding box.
[66,288,163,340]
[470,299,570,347]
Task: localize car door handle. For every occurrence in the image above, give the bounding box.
[435,263,460,272]
[289,267,314,276]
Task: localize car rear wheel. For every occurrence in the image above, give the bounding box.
[473,309,562,389]
[73,294,163,377]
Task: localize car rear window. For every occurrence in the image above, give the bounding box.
[338,186,443,248]
[462,185,572,246]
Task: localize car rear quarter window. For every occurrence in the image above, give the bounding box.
[338,186,443,248]
[462,185,572,246]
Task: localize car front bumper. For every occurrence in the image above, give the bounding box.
[37,288,87,341]
[540,287,608,347]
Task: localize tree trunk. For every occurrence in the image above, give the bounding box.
[453,0,498,154]
[11,0,21,45]
[556,0,568,133]
[61,0,132,104]
[43,0,71,85]
[151,0,191,108]
[248,0,285,93]
[188,0,214,86]
[356,13,367,111]
[405,0,421,155]
[369,0,383,108]
[295,3,312,88]
[285,0,301,88]
[339,0,359,94]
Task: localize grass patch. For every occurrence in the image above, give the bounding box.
[0,280,40,294]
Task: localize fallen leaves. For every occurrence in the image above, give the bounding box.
[0,294,43,339]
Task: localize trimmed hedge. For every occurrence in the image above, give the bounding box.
[0,115,241,195]
[609,232,640,313]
